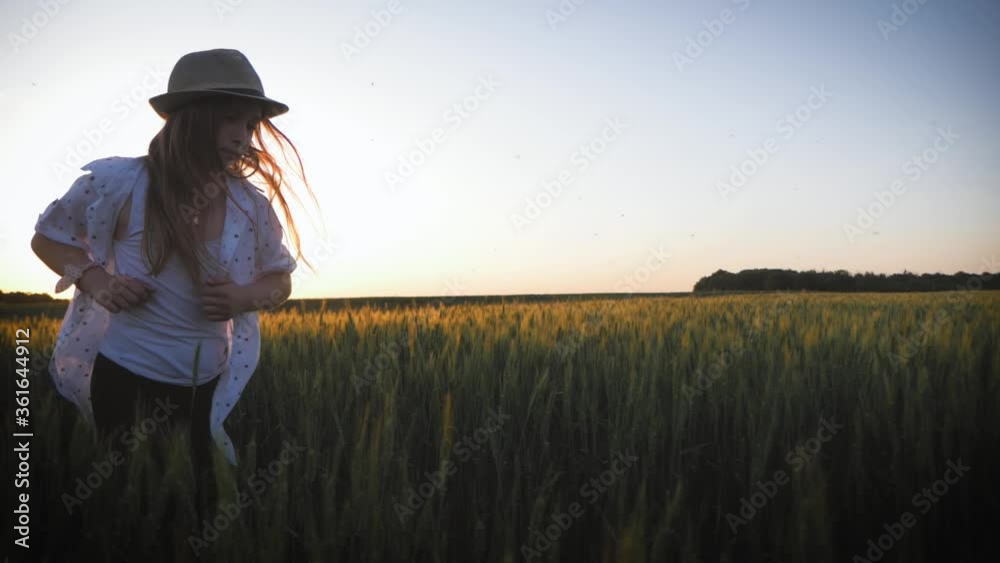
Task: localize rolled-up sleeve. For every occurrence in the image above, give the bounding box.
[34,171,100,257]
[256,199,298,277]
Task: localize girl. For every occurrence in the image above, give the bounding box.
[31,48,316,523]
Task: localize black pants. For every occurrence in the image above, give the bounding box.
[90,352,221,526]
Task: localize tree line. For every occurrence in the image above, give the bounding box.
[693,268,999,293]
[0,290,61,304]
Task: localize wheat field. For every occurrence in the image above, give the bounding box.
[2,291,997,562]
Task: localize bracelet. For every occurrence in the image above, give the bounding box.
[55,260,102,294]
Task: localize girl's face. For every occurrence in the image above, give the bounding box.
[216,101,263,166]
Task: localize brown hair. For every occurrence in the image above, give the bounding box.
[141,95,316,286]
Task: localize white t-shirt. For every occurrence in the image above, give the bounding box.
[35,155,299,465]
[98,174,230,385]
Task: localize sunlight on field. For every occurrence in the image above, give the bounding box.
[3,292,997,562]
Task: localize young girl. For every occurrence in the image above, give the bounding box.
[31,48,315,522]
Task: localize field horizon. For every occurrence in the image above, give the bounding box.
[4,290,996,561]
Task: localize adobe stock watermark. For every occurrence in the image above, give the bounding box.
[877,0,931,41]
[842,126,958,243]
[673,0,751,72]
[178,169,236,225]
[545,0,589,31]
[188,439,307,555]
[886,257,995,373]
[385,75,499,192]
[552,226,735,361]
[510,117,627,233]
[727,416,844,534]
[520,450,639,561]
[717,85,832,202]
[851,458,969,562]
[212,0,249,20]
[555,246,670,361]
[60,396,182,514]
[681,292,797,405]
[435,277,467,306]
[32,263,177,378]
[340,0,410,63]
[224,232,341,348]
[233,232,340,319]
[394,406,510,524]
[51,65,170,182]
[271,107,304,141]
[8,0,74,54]
[351,329,409,393]
[348,276,464,393]
[282,234,340,294]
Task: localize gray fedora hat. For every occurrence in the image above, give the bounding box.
[148,48,289,119]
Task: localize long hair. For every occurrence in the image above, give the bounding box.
[141,95,316,286]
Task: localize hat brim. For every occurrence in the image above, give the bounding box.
[149,89,289,119]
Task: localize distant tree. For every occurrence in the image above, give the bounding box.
[0,290,60,304]
[692,268,999,293]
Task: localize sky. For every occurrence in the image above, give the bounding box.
[2,0,998,299]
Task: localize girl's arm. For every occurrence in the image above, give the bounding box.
[32,234,153,310]
[244,197,297,312]
[31,233,95,280]
[242,271,292,312]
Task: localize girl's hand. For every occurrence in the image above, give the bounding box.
[79,269,155,314]
[201,277,249,321]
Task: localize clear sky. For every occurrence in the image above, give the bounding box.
[2,0,998,299]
